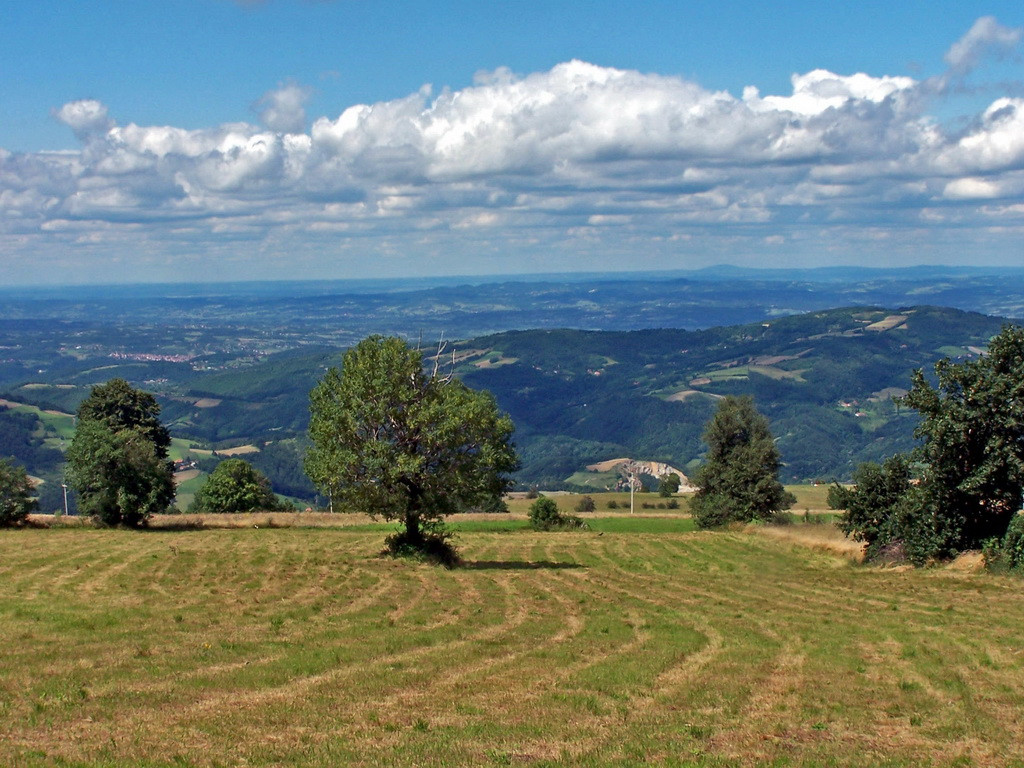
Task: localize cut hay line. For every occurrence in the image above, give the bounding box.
[648,617,725,698]
[140,570,534,733]
[369,571,590,715]
[722,640,808,757]
[421,570,483,631]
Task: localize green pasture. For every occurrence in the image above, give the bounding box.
[169,437,206,462]
[2,523,1023,767]
[1,401,76,442]
[172,470,207,512]
[562,470,620,490]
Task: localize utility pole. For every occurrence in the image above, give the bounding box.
[629,469,635,515]
[60,483,69,517]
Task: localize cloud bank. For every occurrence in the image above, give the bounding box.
[2,17,1023,283]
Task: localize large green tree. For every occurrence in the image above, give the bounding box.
[903,323,1024,557]
[0,458,36,527]
[830,324,1024,564]
[66,380,175,527]
[305,336,518,556]
[690,396,795,528]
[75,378,171,459]
[189,459,284,514]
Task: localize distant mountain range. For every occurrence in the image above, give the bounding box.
[1,265,1022,341]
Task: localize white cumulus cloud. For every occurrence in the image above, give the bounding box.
[2,16,1024,282]
[944,16,1022,75]
[254,81,313,134]
[54,100,115,140]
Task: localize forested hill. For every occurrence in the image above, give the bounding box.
[450,305,1007,486]
[1,304,1012,498]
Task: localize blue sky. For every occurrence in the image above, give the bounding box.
[1,1,1023,285]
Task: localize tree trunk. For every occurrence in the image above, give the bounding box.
[404,512,423,546]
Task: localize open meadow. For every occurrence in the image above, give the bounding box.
[2,519,1023,767]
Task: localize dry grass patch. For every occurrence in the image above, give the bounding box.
[172,469,201,485]
[216,444,260,456]
[865,314,909,332]
[584,457,632,472]
[666,389,709,402]
[754,522,867,561]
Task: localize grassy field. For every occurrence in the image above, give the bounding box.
[3,519,1023,767]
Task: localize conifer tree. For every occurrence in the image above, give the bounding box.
[690,396,794,527]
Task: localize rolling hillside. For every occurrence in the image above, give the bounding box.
[3,304,1010,503]
[451,305,1006,485]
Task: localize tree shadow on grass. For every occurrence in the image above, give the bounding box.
[461,560,586,571]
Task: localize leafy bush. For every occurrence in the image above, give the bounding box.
[606,499,619,509]
[528,497,588,531]
[574,495,596,513]
[528,497,560,527]
[829,455,944,564]
[0,458,36,527]
[1003,515,1024,569]
[987,514,1024,571]
[189,459,286,514]
[831,455,912,554]
[658,473,681,497]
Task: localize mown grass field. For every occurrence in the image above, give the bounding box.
[2,521,1023,767]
